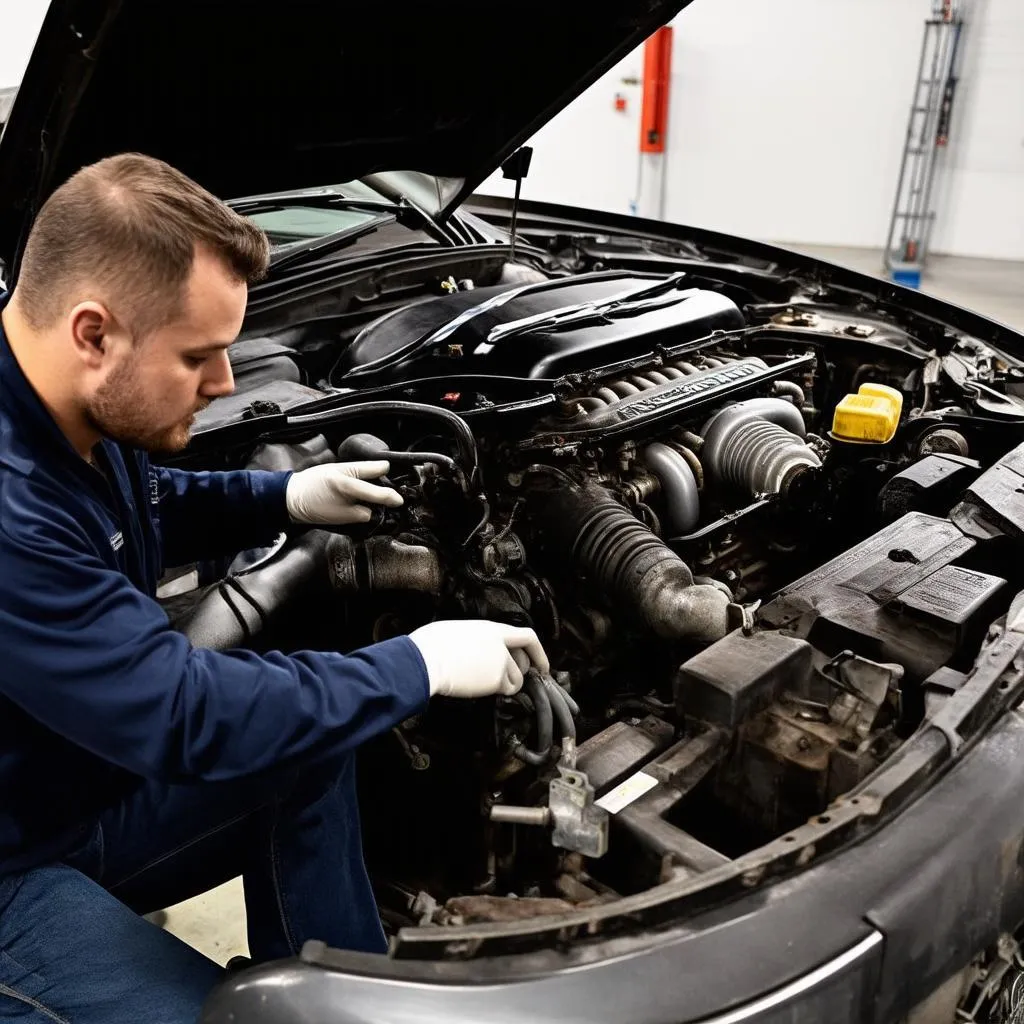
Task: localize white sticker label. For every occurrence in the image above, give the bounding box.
[156,569,200,599]
[109,531,124,552]
[595,771,658,814]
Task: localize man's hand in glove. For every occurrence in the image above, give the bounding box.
[410,620,550,698]
[285,461,404,525]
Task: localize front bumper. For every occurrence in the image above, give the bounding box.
[202,705,1024,1024]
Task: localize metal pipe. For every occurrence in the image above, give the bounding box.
[490,806,551,827]
[671,442,704,490]
[643,442,701,534]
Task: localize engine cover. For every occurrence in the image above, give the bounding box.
[758,511,1006,681]
[334,272,744,384]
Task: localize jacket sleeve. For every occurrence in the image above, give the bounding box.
[152,465,294,568]
[0,510,430,782]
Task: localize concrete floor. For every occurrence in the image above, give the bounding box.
[158,244,1024,967]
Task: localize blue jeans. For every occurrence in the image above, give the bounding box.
[0,752,384,1023]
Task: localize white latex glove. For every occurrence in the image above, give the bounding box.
[409,620,550,698]
[285,461,403,525]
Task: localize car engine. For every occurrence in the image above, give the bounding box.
[162,259,1024,949]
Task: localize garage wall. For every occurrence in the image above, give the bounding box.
[0,0,48,89]
[480,0,1024,261]
[4,1,1019,260]
[928,0,1024,260]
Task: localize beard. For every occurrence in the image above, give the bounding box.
[86,355,209,454]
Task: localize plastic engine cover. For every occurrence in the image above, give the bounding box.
[758,511,1006,681]
[333,273,745,384]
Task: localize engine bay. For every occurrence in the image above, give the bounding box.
[162,236,1024,957]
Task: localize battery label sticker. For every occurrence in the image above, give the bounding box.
[595,771,658,814]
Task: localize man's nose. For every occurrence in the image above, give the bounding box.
[199,350,235,398]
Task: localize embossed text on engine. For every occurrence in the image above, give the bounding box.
[616,362,764,421]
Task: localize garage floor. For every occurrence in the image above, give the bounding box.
[157,245,1024,967]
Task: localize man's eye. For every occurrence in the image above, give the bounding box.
[185,355,208,369]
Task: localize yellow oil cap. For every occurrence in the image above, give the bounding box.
[831,383,903,443]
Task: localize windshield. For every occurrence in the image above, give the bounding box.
[245,206,384,249]
[232,180,397,251]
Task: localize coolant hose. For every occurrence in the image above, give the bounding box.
[287,401,479,483]
[772,380,806,407]
[643,442,700,534]
[512,673,555,766]
[537,482,731,643]
[543,674,577,743]
[337,433,459,476]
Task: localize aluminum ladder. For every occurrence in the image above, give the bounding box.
[883,0,967,288]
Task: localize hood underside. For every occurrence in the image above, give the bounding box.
[0,0,686,273]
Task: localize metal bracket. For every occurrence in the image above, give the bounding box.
[489,758,609,859]
[548,766,609,859]
[822,650,904,739]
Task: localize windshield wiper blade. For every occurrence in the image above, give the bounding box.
[485,273,691,344]
[267,214,396,275]
[230,196,398,215]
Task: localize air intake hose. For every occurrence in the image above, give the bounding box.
[181,531,442,650]
[537,482,731,643]
[181,530,334,649]
[701,397,820,498]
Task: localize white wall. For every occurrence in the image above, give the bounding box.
[481,0,1024,261]
[479,50,648,217]
[929,0,1024,260]
[4,1,1020,259]
[0,0,48,89]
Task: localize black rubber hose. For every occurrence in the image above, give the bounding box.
[336,433,460,476]
[536,482,731,643]
[550,679,580,717]
[287,401,479,483]
[181,530,333,649]
[512,673,554,766]
[543,673,577,743]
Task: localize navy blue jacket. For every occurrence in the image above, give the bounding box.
[0,296,429,873]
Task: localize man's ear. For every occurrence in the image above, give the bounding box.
[68,302,115,368]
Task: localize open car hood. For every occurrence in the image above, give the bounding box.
[0,0,687,274]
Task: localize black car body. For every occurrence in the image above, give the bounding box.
[4,3,1024,1023]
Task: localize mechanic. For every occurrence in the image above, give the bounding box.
[0,153,549,1024]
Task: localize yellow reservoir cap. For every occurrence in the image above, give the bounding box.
[831,383,903,443]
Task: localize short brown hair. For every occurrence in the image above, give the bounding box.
[16,153,270,336]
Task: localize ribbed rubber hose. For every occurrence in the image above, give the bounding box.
[538,483,731,643]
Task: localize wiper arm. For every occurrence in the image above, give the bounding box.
[267,214,397,275]
[485,273,690,344]
[229,195,399,215]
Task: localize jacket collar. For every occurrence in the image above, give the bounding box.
[0,291,111,483]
